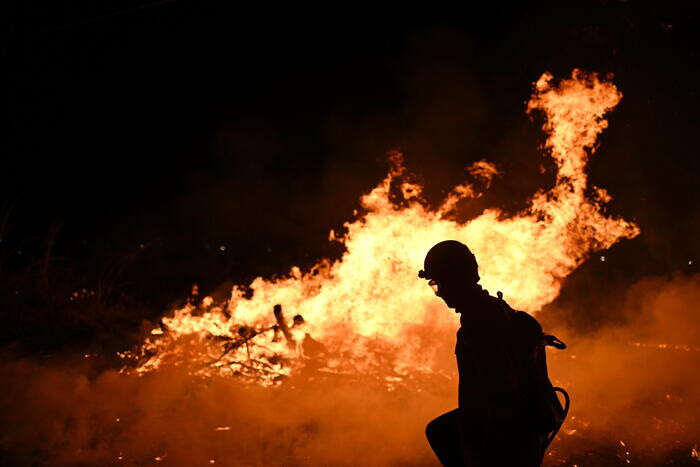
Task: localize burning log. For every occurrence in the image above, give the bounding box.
[273,304,295,349]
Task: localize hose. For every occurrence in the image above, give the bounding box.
[543,387,570,450]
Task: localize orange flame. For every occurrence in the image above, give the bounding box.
[125,69,639,380]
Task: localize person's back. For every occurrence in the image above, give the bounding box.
[419,240,555,466]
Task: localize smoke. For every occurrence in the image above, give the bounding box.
[1,274,697,466]
[544,272,700,464]
[0,354,449,466]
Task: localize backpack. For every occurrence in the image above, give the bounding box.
[496,292,570,447]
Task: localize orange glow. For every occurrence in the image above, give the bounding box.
[122,70,639,381]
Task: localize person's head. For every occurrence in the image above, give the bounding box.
[418,240,480,309]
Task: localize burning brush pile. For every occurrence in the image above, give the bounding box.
[119,69,639,390]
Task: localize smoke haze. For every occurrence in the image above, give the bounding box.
[1,273,697,465]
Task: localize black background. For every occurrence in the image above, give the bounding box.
[3,2,699,349]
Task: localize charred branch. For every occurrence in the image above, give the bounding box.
[273,304,295,349]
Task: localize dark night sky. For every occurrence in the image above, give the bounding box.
[3,2,699,333]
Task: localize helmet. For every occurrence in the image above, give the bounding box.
[418,240,479,283]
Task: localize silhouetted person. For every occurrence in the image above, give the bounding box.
[420,240,567,467]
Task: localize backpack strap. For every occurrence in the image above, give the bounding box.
[496,290,517,315]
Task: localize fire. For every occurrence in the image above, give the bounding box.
[123,69,639,381]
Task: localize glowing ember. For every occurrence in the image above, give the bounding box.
[122,69,639,381]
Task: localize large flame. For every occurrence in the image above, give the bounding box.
[124,69,639,381]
